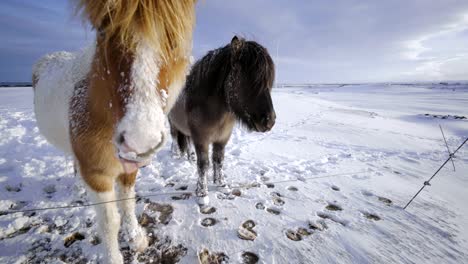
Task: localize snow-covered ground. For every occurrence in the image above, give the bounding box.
[0,83,467,263]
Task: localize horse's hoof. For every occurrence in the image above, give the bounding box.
[216,184,231,194]
[133,234,149,253]
[105,251,124,264]
[197,195,210,206]
[130,229,149,253]
[213,178,226,186]
[188,152,196,162]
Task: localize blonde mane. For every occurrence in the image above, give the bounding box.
[76,0,196,63]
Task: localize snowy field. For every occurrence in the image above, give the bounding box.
[0,83,467,263]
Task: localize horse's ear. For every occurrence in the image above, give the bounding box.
[231,35,243,53]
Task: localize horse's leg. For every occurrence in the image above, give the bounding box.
[186,136,196,162]
[85,177,123,264]
[116,172,148,252]
[213,142,227,186]
[169,122,182,157]
[177,132,187,153]
[194,141,210,205]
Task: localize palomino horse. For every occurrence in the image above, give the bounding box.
[169,36,276,205]
[32,1,196,263]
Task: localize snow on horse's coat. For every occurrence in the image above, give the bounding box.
[33,48,95,154]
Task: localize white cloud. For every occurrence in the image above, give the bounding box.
[401,13,468,80]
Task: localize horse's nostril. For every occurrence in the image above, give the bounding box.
[118,132,126,144]
[264,112,276,129]
[262,113,273,125]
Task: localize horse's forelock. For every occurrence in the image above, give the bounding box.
[236,42,275,97]
[76,0,196,64]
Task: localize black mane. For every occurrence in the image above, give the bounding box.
[185,38,275,99]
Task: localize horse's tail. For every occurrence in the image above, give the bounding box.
[169,120,189,155]
[176,131,189,155]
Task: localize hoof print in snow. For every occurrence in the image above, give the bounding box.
[200,206,217,215]
[266,207,281,215]
[242,251,259,264]
[393,170,401,175]
[3,225,33,240]
[250,182,261,188]
[64,232,85,248]
[317,212,347,226]
[331,185,340,191]
[48,219,70,235]
[270,192,282,198]
[286,230,302,241]
[144,202,174,225]
[265,183,275,188]
[232,189,242,197]
[364,213,381,221]
[137,238,187,264]
[325,204,342,211]
[165,182,175,187]
[171,193,191,200]
[297,227,312,237]
[90,235,101,245]
[238,220,257,241]
[58,249,88,264]
[139,213,156,227]
[201,217,217,227]
[176,185,188,191]
[309,221,327,231]
[287,186,298,191]
[43,184,56,194]
[255,202,265,210]
[9,200,28,210]
[85,218,94,228]
[216,193,235,200]
[273,197,285,206]
[5,184,22,192]
[378,196,392,205]
[198,248,229,264]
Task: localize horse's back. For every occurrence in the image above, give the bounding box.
[33,49,92,154]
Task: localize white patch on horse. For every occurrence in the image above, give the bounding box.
[115,37,166,154]
[33,46,95,154]
[117,184,148,252]
[87,189,123,264]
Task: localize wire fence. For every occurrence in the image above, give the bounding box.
[0,170,368,216]
[403,136,467,209]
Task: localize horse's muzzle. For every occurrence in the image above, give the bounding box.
[116,132,165,173]
[255,111,276,132]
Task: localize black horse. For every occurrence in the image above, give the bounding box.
[168,36,276,204]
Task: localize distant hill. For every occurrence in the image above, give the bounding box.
[0,82,32,87]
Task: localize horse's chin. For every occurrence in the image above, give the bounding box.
[242,118,271,132]
[119,158,151,174]
[238,117,256,132]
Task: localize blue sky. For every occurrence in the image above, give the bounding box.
[1,0,468,83]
